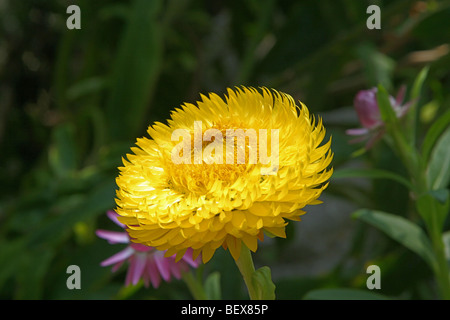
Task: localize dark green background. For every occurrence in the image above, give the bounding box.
[1,0,449,299]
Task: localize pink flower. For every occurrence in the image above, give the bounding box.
[96,211,201,288]
[346,86,412,149]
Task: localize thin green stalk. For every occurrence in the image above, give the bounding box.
[388,128,423,194]
[235,244,258,300]
[182,271,207,300]
[428,206,450,299]
[390,125,450,299]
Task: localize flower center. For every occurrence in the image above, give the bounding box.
[166,121,261,195]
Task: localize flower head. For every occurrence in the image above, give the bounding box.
[114,87,333,263]
[96,211,200,288]
[346,86,412,149]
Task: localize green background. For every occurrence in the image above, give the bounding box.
[1,0,449,299]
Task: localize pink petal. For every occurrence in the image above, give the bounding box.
[168,261,182,279]
[171,260,190,279]
[96,230,129,244]
[154,253,171,281]
[111,260,126,273]
[395,85,406,106]
[398,98,416,118]
[142,266,150,288]
[348,135,369,144]
[107,210,126,229]
[364,129,385,150]
[130,243,152,252]
[146,258,162,288]
[126,254,146,286]
[100,246,134,267]
[182,248,201,268]
[353,89,382,128]
[125,263,132,286]
[346,128,369,136]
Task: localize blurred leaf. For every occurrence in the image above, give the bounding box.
[105,0,164,141]
[67,76,108,101]
[49,123,78,177]
[412,6,450,48]
[407,66,429,145]
[204,272,221,300]
[27,178,115,246]
[356,43,395,91]
[443,231,450,267]
[251,266,276,300]
[98,3,131,21]
[303,288,390,300]
[276,275,330,300]
[427,126,450,190]
[333,167,414,191]
[352,209,437,270]
[52,25,77,112]
[416,189,449,233]
[0,240,26,291]
[422,109,450,165]
[236,0,275,84]
[15,247,54,299]
[376,84,398,126]
[429,188,450,204]
[207,248,244,299]
[410,66,429,102]
[115,280,144,300]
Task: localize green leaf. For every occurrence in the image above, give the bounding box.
[406,66,429,146]
[303,288,390,300]
[429,189,450,204]
[333,168,414,191]
[15,248,54,299]
[0,240,27,290]
[410,66,429,102]
[352,209,437,270]
[427,126,450,190]
[204,272,222,300]
[116,281,144,300]
[416,189,449,232]
[356,43,395,91]
[376,84,398,126]
[421,108,450,163]
[27,179,116,246]
[66,76,107,101]
[49,123,78,177]
[105,0,163,141]
[443,231,450,267]
[251,266,276,300]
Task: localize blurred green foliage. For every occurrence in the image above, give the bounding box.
[0,0,449,299]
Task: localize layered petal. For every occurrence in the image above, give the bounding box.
[115,87,333,263]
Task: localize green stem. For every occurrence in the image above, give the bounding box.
[388,128,423,195]
[428,207,450,300]
[182,271,207,300]
[235,244,258,300]
[389,125,450,299]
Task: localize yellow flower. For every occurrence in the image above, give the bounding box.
[115,87,333,263]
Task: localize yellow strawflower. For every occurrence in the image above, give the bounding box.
[115,87,333,263]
